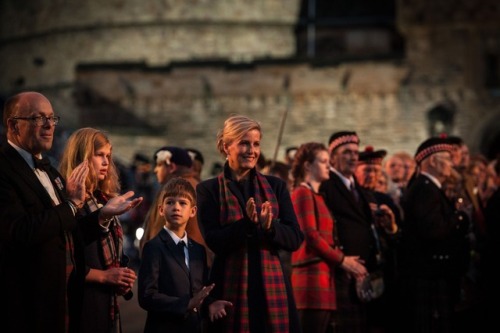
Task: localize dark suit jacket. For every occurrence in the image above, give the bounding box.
[138,229,208,333]
[0,143,100,333]
[398,174,470,332]
[484,188,500,311]
[400,174,469,278]
[319,171,378,270]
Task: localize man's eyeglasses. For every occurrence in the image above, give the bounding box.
[11,116,60,126]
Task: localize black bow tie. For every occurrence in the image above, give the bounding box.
[33,156,51,171]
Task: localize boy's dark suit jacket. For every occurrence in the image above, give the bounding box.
[139,228,208,333]
[0,143,100,333]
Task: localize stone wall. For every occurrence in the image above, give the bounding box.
[1,0,500,178]
[0,0,299,90]
[75,61,491,179]
[397,0,500,89]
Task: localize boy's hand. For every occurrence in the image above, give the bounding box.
[187,283,215,312]
[209,300,233,321]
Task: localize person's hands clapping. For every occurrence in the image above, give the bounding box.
[246,198,258,224]
[260,201,273,230]
[99,191,143,221]
[66,160,89,207]
[245,198,273,230]
[188,284,215,313]
[209,300,233,322]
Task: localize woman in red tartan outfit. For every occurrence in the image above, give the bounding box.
[60,128,142,333]
[290,143,368,333]
[197,115,304,333]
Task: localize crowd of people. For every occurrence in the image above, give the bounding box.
[0,91,498,333]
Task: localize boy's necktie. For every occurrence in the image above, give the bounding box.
[177,241,186,259]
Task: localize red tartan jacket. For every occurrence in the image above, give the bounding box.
[291,185,344,310]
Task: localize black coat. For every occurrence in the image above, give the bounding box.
[196,170,303,333]
[138,229,208,333]
[400,174,469,279]
[79,215,129,333]
[398,174,469,333]
[319,171,378,270]
[0,143,100,333]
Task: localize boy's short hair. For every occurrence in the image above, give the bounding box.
[161,177,196,205]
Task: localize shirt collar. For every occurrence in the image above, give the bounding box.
[164,226,188,245]
[8,140,40,169]
[421,171,442,189]
[330,166,354,189]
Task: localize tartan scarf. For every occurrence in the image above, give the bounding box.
[217,168,290,333]
[83,191,123,329]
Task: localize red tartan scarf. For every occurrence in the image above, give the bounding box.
[218,170,290,333]
[83,191,124,327]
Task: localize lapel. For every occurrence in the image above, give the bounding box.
[44,165,68,202]
[160,229,190,277]
[419,174,454,210]
[330,171,373,224]
[331,171,362,212]
[2,144,55,208]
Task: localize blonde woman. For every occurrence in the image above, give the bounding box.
[59,127,143,333]
[196,115,304,333]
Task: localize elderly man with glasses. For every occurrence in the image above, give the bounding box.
[0,91,140,333]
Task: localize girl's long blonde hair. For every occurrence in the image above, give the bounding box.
[59,127,120,197]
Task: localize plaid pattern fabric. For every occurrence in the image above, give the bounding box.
[83,191,123,326]
[291,185,343,310]
[218,171,290,333]
[334,271,367,333]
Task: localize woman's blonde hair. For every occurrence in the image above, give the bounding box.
[216,115,261,156]
[59,127,120,197]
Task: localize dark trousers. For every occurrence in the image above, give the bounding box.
[298,309,335,333]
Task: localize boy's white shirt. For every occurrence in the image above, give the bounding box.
[164,226,189,268]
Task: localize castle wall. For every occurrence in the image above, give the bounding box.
[75,62,488,178]
[0,0,299,91]
[1,0,499,176]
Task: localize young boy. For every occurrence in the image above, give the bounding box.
[138,177,231,333]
